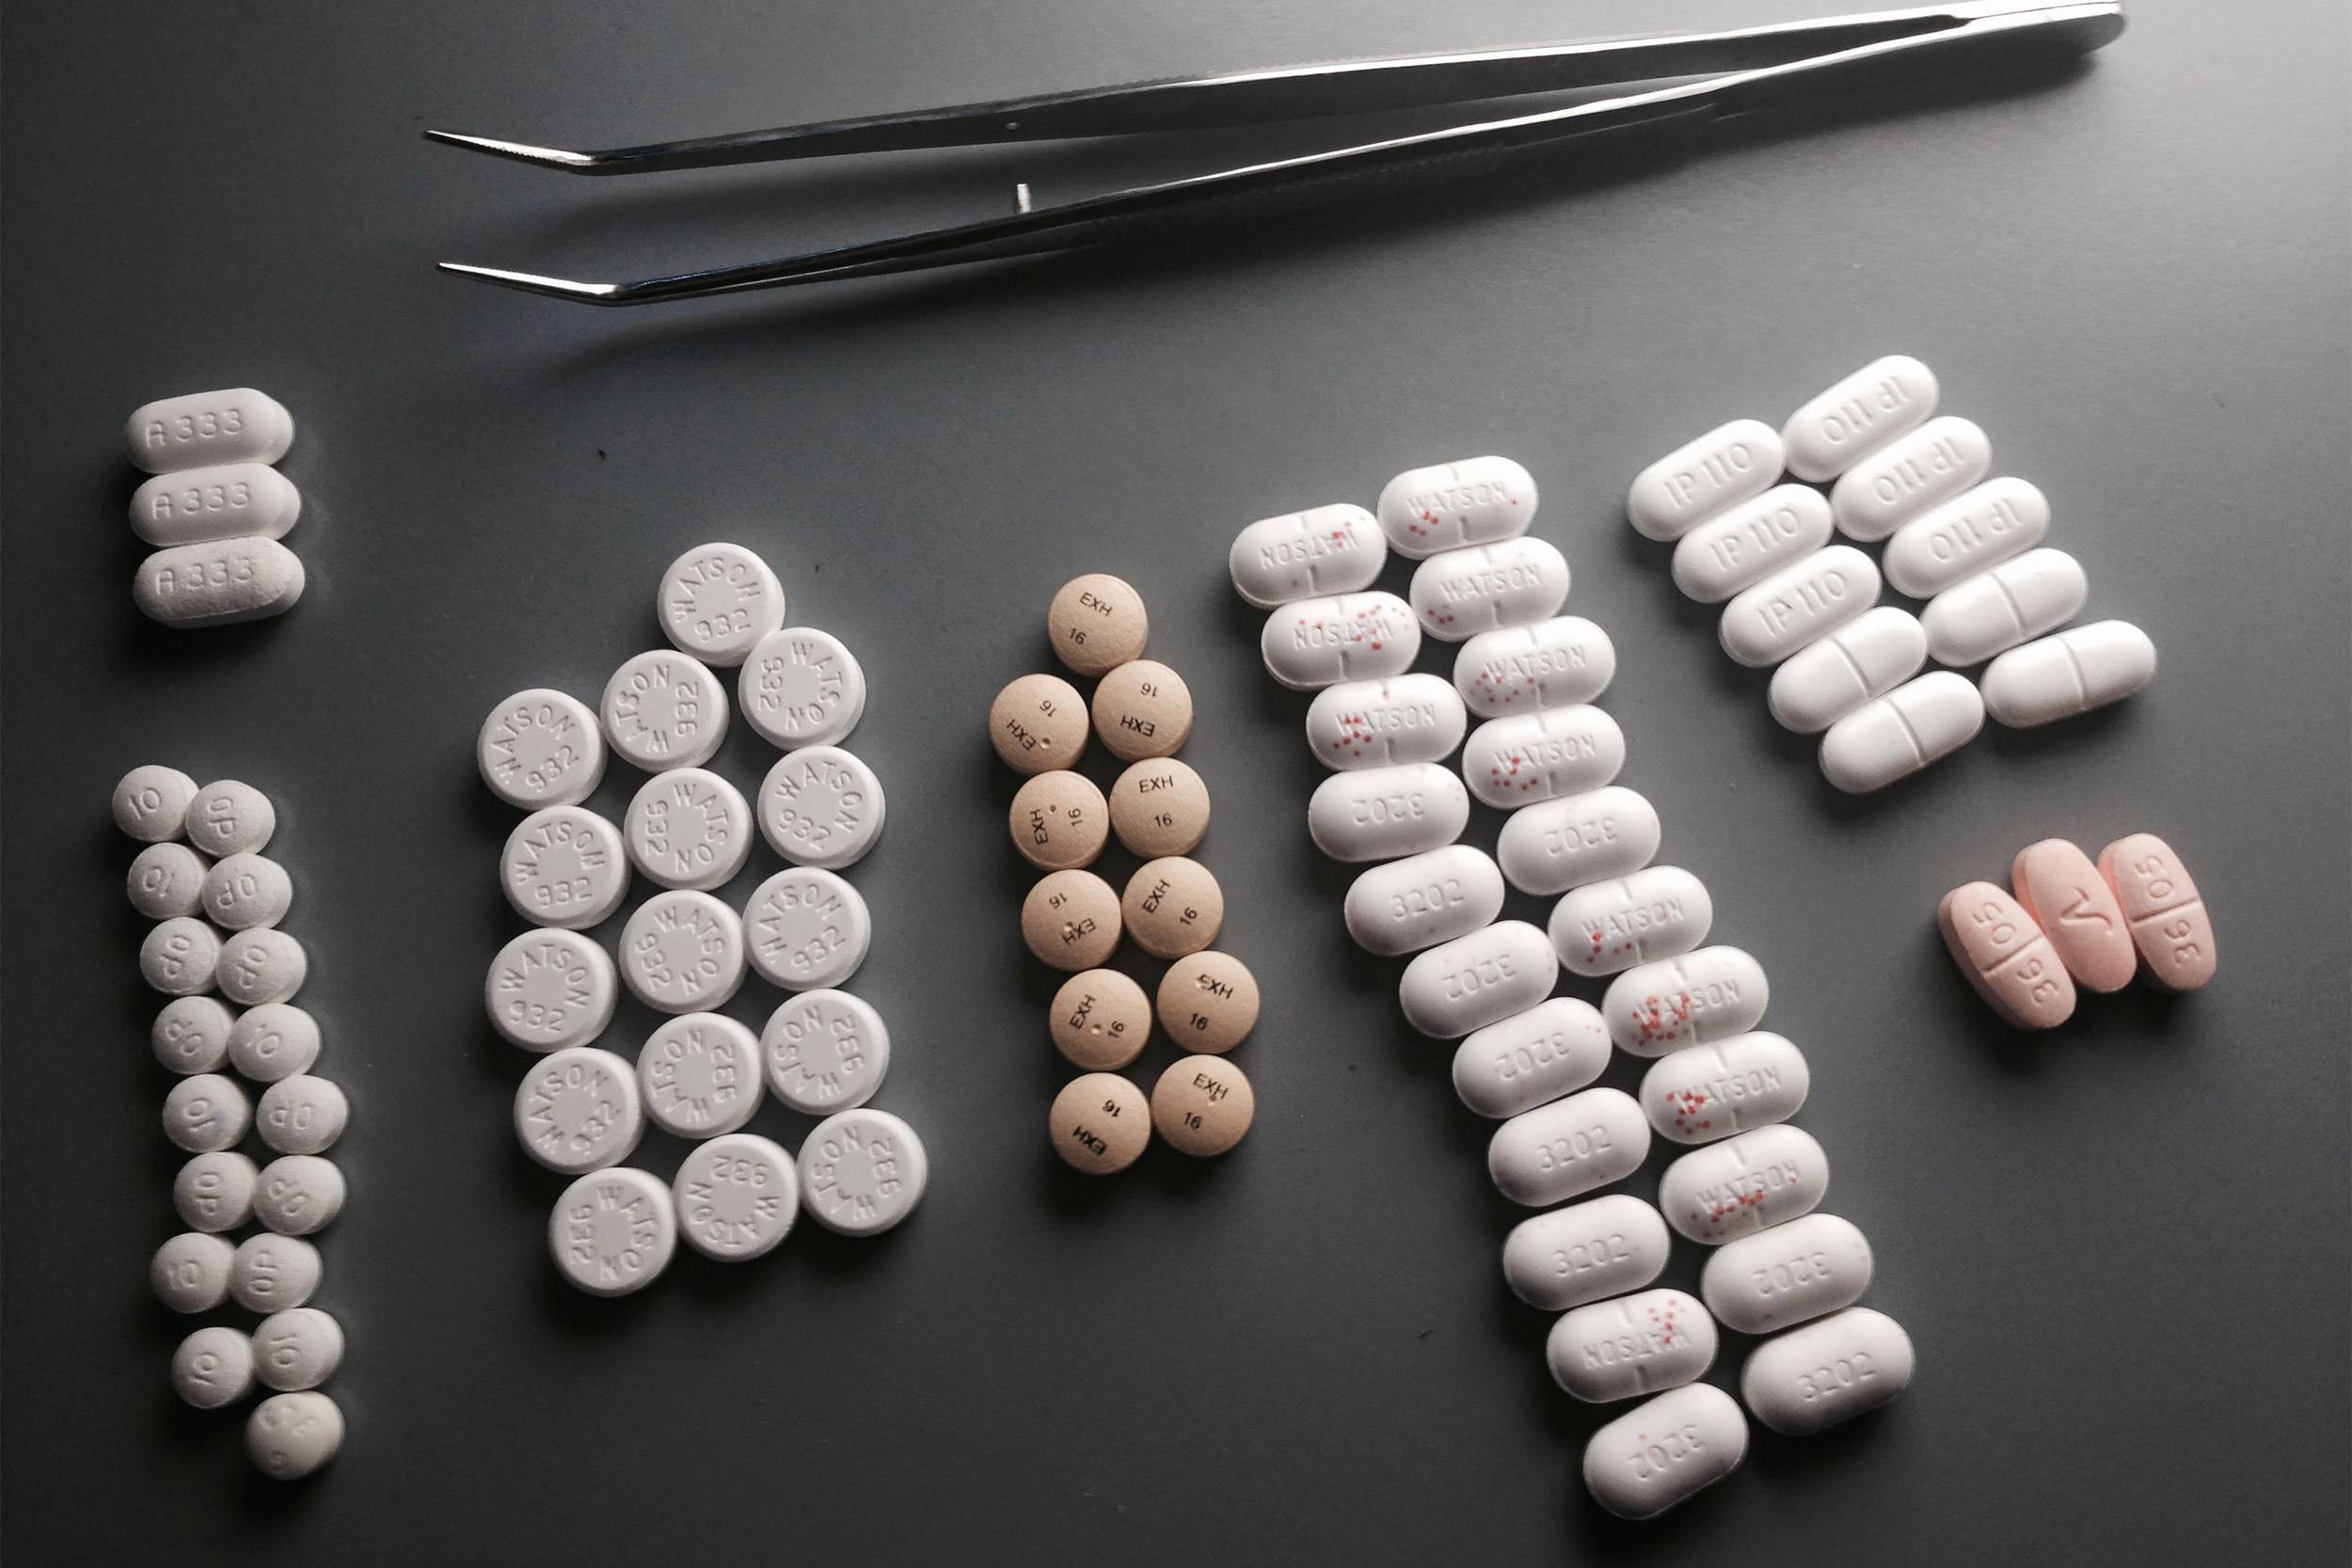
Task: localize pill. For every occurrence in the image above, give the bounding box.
[478,688,607,811]
[152,1232,238,1312]
[1550,866,1712,978]
[1052,1072,1152,1174]
[1502,1192,1672,1310]
[1582,1382,1749,1519]
[760,989,889,1115]
[640,1012,765,1136]
[129,842,210,918]
[620,889,747,1013]
[1830,416,1992,542]
[1460,705,1626,809]
[744,866,871,990]
[990,673,1090,774]
[740,626,867,749]
[216,927,308,1006]
[1398,920,1557,1038]
[1305,673,1467,770]
[1259,592,1421,690]
[228,1003,322,1082]
[1023,869,1122,970]
[1659,1124,1828,1243]
[1881,477,2049,598]
[626,767,754,890]
[1487,1086,1649,1207]
[1641,1032,1810,1146]
[135,537,306,627]
[800,1107,929,1236]
[757,745,885,870]
[174,1150,259,1231]
[1152,1055,1254,1156]
[131,462,300,546]
[1343,845,1505,956]
[1781,355,1938,483]
[1454,615,1616,717]
[1701,1212,1874,1334]
[1921,546,2088,667]
[501,805,629,929]
[1740,1307,1915,1435]
[486,928,617,1053]
[186,779,275,856]
[1936,881,2077,1028]
[1229,503,1387,608]
[247,1391,344,1480]
[126,388,294,472]
[1048,573,1149,675]
[601,649,729,771]
[659,542,786,667]
[1719,545,1882,668]
[1767,607,1929,734]
[1627,419,1786,542]
[1121,857,1224,959]
[1009,770,1109,870]
[201,852,292,930]
[1306,762,1469,863]
[1407,537,1570,641]
[165,1073,251,1152]
[1050,970,1152,1070]
[153,995,236,1074]
[230,1233,322,1312]
[515,1046,644,1173]
[1982,621,2157,727]
[1091,659,1193,761]
[257,1075,349,1155]
[1376,456,1537,558]
[253,1307,343,1392]
[674,1132,799,1261]
[1108,757,1212,857]
[253,1155,344,1236]
[2010,839,2136,992]
[1496,785,1661,896]
[1549,1289,1720,1404]
[2097,832,2217,991]
[114,764,200,842]
[172,1326,256,1409]
[1155,950,1260,1053]
[1820,672,1985,794]
[550,1165,676,1295]
[1671,485,1835,603]
[1452,997,1611,1119]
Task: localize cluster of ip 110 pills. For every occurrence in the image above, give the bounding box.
[122,388,307,628]
[117,767,348,1481]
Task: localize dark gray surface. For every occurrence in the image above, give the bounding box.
[5,1,2346,1562]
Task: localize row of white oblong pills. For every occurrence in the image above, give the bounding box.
[1628,356,2158,792]
[1232,463,1913,1520]
[475,542,926,1297]
[116,766,347,1481]
[123,388,308,628]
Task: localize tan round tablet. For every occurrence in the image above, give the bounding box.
[1152,1055,1255,1157]
[1121,857,1224,959]
[990,673,1089,775]
[1022,869,1122,971]
[1050,1072,1152,1174]
[1107,757,1211,858]
[1009,771,1109,871]
[1155,950,1260,1053]
[1090,659,1194,763]
[1050,969,1152,1070]
[1047,574,1149,676]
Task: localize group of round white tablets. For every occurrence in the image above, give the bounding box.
[117,766,347,1481]
[124,388,307,628]
[1628,356,2158,792]
[477,542,927,1297]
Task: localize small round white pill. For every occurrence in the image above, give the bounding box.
[173,1149,259,1231]
[743,866,871,991]
[164,1073,251,1152]
[246,1390,343,1480]
[151,1231,238,1312]
[639,1012,765,1137]
[479,688,608,810]
[800,1108,927,1237]
[550,1165,676,1295]
[114,765,199,842]
[253,1155,345,1236]
[200,852,293,930]
[485,929,617,1053]
[516,1046,644,1173]
[129,842,210,918]
[660,542,786,666]
[257,1075,349,1155]
[184,780,275,857]
[217,927,307,1006]
[252,1307,344,1392]
[602,649,729,771]
[153,995,236,1074]
[501,805,629,929]
[758,745,886,869]
[675,1132,799,1261]
[625,767,754,890]
[227,1002,321,1081]
[141,916,222,996]
[172,1325,256,1408]
[230,1233,322,1312]
[126,388,294,473]
[761,988,890,1115]
[740,626,867,749]
[619,889,746,1013]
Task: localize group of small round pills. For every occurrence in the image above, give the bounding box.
[118,766,347,1481]
[124,388,307,628]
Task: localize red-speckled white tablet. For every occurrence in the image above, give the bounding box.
[1937,881,2075,1028]
[1602,946,1771,1057]
[1459,705,1625,809]
[1376,456,1536,559]
[2010,839,2136,992]
[1229,503,1386,608]
[1407,537,1569,641]
[1548,1288,1719,1403]
[1259,593,1420,690]
[1304,674,1466,770]
[2097,833,2217,991]
[1453,616,1615,717]
[1658,1124,1828,1244]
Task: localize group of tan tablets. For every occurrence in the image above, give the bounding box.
[989,576,1259,1172]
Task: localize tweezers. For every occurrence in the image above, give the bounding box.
[429,1,2122,306]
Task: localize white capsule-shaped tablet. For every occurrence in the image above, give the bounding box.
[229,1233,322,1312]
[257,1075,348,1155]
[739,626,867,749]
[1407,537,1569,641]
[1981,620,2157,726]
[1741,1307,1915,1435]
[172,1325,256,1409]
[1487,1086,1649,1207]
[1582,1382,1749,1519]
[501,805,629,929]
[675,1132,800,1261]
[253,1155,344,1236]
[1831,416,1991,542]
[1306,763,1470,863]
[625,766,755,890]
[1376,455,1537,558]
[620,889,746,1014]
[1640,1032,1810,1145]
[550,1165,676,1296]
[153,995,236,1074]
[1229,503,1387,608]
[253,1307,343,1392]
[602,649,728,771]
[485,928,617,1053]
[1398,920,1558,1038]
[743,866,871,991]
[800,1107,929,1237]
[1502,1193,1672,1310]
[129,842,210,919]
[216,927,307,1006]
[761,988,891,1114]
[1452,996,1612,1119]
[1819,671,1985,794]
[1627,420,1785,542]
[1781,355,1938,483]
[114,764,200,842]
[152,1232,238,1313]
[228,1003,321,1082]
[1719,545,1882,668]
[1702,1212,1874,1334]
[1549,1289,1720,1404]
[758,745,886,869]
[1922,546,2088,667]
[174,1150,259,1231]
[127,388,294,472]
[1550,866,1712,978]
[141,916,221,995]
[135,537,306,627]
[1496,786,1661,896]
[201,852,292,930]
[1453,615,1615,716]
[514,1045,644,1174]
[1767,607,1929,733]
[247,1390,344,1480]
[1659,1124,1828,1243]
[165,1073,250,1152]
[1460,705,1626,809]
[1258,592,1420,690]
[660,542,787,667]
[478,688,607,811]
[131,463,301,546]
[1605,947,1771,1058]
[638,1012,765,1137]
[1882,477,2049,597]
[1671,484,1835,603]
[1343,845,1505,957]
[1304,674,1466,771]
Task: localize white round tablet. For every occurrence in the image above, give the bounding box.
[129,842,210,918]
[114,764,199,842]
[660,542,787,667]
[153,996,236,1074]
[257,1075,348,1155]
[164,1073,251,1152]
[515,1046,644,1173]
[247,1390,343,1480]
[742,867,870,991]
[757,745,886,869]
[151,1231,237,1312]
[601,649,729,771]
[619,889,747,1013]
[739,626,866,750]
[174,1149,259,1231]
[479,688,608,810]
[230,1233,322,1312]
[674,1132,798,1261]
[501,805,629,929]
[760,989,890,1115]
[549,1165,676,1296]
[624,768,754,891]
[253,1307,344,1392]
[638,1012,764,1138]
[253,1154,345,1236]
[185,780,276,857]
[217,927,307,1006]
[141,916,222,995]
[485,929,616,1053]
[799,1108,927,1237]
[200,852,293,930]
[172,1325,256,1408]
[227,1003,321,1081]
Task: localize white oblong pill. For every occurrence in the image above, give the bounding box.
[230,1233,321,1312]
[1549,1289,1720,1404]
[478,689,607,811]
[601,649,728,771]
[114,764,200,842]
[1659,1123,1828,1243]
[1258,592,1420,690]
[485,929,616,1053]
[129,842,210,918]
[1820,671,1985,794]
[165,1073,250,1152]
[253,1155,344,1236]
[1487,1086,1650,1207]
[152,1232,238,1312]
[1582,1383,1749,1519]
[1627,419,1784,542]
[253,1307,344,1392]
[514,1045,644,1174]
[1452,996,1612,1119]
[1229,503,1386,608]
[757,745,886,869]
[1502,1193,1672,1310]
[675,1132,799,1261]
[1376,455,1537,558]
[135,538,305,627]
[1605,948,1771,1056]
[1982,620,2156,727]
[1496,785,1660,895]
[1343,845,1505,957]
[739,626,867,749]
[800,1107,929,1236]
[217,927,307,1006]
[619,889,746,1014]
[1702,1212,1874,1334]
[626,767,754,890]
[172,1325,256,1409]
[1830,415,1992,541]
[141,916,221,996]
[1671,484,1835,603]
[1304,674,1466,771]
[174,1150,258,1231]
[153,996,236,1074]
[1398,920,1557,1038]
[247,1390,343,1480]
[761,988,891,1115]
[1719,545,1882,667]
[660,542,786,667]
[1921,546,2089,666]
[185,779,275,856]
[1741,1307,1915,1434]
[639,1012,764,1137]
[1882,477,2049,597]
[131,463,300,546]
[228,1003,321,1082]
[1307,763,1470,863]
[1453,615,1615,716]
[1407,537,1569,641]
[1550,866,1712,978]
[1460,705,1625,809]
[257,1075,348,1155]
[201,852,292,930]
[743,866,871,991]
[1768,606,1928,733]
[501,805,629,929]
[1781,356,1938,483]
[1640,1032,1810,1145]
[550,1165,676,1296]
[126,388,294,472]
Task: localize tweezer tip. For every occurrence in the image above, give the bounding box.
[437,262,625,304]
[423,129,599,169]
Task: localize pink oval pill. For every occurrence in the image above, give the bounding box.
[1937,881,2076,1029]
[2096,833,2217,992]
[2010,839,2136,993]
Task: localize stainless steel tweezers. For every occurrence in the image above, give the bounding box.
[429,1,2122,306]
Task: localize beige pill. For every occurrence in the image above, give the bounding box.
[1108,757,1211,857]
[1023,869,1122,971]
[990,673,1089,775]
[1050,969,1152,1070]
[1047,574,1149,676]
[1156,951,1260,1053]
[1091,659,1193,762]
[1121,857,1224,959]
[1050,1072,1152,1174]
[1152,1055,1255,1156]
[1009,771,1109,871]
